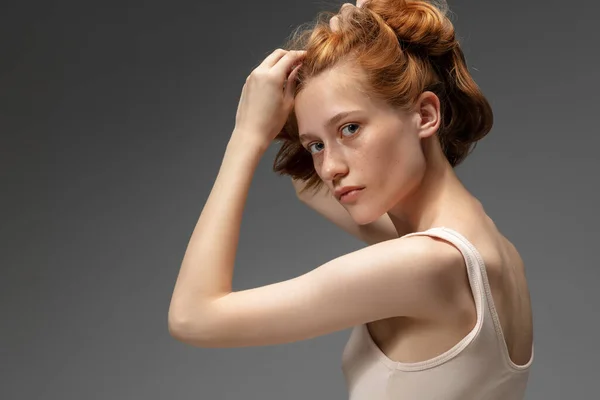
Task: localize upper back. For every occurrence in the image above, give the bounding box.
[341,222,534,400]
[462,221,534,366]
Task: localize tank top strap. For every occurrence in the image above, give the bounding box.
[401,226,534,371]
[401,227,487,336]
[401,226,487,291]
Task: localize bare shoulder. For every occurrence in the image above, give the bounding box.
[297,233,468,321]
[395,233,479,314]
[362,233,469,281]
[354,234,472,318]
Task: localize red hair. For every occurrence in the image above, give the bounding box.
[273,0,493,196]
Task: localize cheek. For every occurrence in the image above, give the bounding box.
[366,133,408,183]
[346,141,423,225]
[373,134,425,201]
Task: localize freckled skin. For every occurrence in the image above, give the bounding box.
[294,65,429,226]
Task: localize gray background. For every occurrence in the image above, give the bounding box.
[2,0,598,399]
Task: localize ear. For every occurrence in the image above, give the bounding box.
[415,91,441,139]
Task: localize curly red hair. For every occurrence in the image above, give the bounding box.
[273,0,493,196]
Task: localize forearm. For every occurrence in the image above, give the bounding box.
[169,135,267,325]
[292,178,399,245]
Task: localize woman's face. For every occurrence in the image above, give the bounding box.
[294,64,429,225]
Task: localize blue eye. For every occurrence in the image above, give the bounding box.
[306,123,361,155]
[307,142,324,154]
[342,123,360,136]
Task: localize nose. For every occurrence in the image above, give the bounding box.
[319,148,349,183]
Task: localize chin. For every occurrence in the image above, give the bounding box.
[348,207,385,226]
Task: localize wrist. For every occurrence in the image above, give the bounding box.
[226,132,269,165]
[229,130,270,154]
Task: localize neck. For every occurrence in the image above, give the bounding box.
[386,135,479,236]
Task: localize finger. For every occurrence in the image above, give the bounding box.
[330,15,340,31]
[340,2,354,12]
[270,50,306,81]
[332,3,357,31]
[284,62,302,100]
[258,48,289,70]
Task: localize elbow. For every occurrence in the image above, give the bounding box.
[168,320,204,347]
[168,307,193,339]
[168,317,185,340]
[168,306,185,332]
[168,311,212,347]
[168,313,188,342]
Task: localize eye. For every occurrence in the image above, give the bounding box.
[305,123,361,155]
[341,123,360,136]
[307,142,324,154]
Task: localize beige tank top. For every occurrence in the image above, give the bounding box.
[341,227,534,400]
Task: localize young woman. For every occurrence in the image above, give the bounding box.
[168,0,534,398]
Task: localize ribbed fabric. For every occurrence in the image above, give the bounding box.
[341,227,533,400]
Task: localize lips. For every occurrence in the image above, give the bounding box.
[341,188,360,197]
[335,186,364,200]
[338,187,364,203]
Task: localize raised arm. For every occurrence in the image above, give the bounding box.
[292,178,398,245]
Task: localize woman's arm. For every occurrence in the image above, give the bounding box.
[292,178,399,245]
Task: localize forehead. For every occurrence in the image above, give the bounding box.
[294,64,374,124]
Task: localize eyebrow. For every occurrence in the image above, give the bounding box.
[299,110,362,142]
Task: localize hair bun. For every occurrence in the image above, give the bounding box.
[274,0,493,193]
[366,0,455,57]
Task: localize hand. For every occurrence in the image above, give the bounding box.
[329,1,368,31]
[232,49,306,149]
